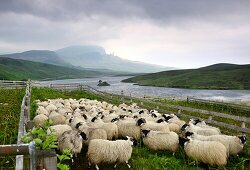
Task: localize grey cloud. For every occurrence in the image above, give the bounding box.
[1,0,250,24]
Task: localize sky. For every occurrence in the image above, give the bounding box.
[0,0,250,69]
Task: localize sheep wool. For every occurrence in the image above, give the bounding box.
[47,124,72,138]
[142,130,179,152]
[33,114,48,128]
[87,137,133,170]
[184,138,227,167]
[58,130,87,155]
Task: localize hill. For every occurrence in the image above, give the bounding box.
[0,50,70,67]
[56,45,172,73]
[122,63,250,90]
[0,57,102,80]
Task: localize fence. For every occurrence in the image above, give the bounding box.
[0,80,57,170]
[0,80,27,89]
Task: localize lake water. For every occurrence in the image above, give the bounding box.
[38,76,250,103]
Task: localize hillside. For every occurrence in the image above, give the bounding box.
[0,50,70,67]
[122,63,250,90]
[0,57,102,80]
[56,45,172,73]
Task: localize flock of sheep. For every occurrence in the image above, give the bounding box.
[33,98,247,169]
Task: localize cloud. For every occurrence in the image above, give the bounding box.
[0,0,249,68]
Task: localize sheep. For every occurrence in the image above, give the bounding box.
[189,119,221,132]
[179,137,228,167]
[36,106,49,116]
[33,114,48,127]
[47,124,72,138]
[181,123,221,136]
[49,111,66,125]
[58,130,87,157]
[87,136,134,170]
[185,131,247,156]
[45,104,57,113]
[117,118,146,140]
[91,117,118,140]
[141,120,170,132]
[156,118,180,133]
[81,128,108,145]
[141,129,179,153]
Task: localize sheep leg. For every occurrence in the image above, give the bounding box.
[88,161,91,169]
[95,164,99,170]
[125,161,131,169]
[114,163,117,169]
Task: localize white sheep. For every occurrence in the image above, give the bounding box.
[141,129,179,153]
[117,118,146,140]
[47,124,72,138]
[36,106,49,116]
[49,111,66,125]
[87,136,134,170]
[185,131,247,156]
[33,114,48,128]
[180,137,228,167]
[58,130,87,157]
[181,123,221,136]
[45,104,57,113]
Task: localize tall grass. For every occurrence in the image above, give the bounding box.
[0,88,24,167]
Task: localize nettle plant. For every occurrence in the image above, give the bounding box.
[21,120,71,169]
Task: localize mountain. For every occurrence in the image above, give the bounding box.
[0,50,70,67]
[0,57,102,80]
[56,45,172,73]
[122,63,250,90]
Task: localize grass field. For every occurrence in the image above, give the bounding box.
[1,87,250,169]
[122,63,250,90]
[0,88,24,167]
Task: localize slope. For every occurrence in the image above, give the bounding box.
[122,63,250,90]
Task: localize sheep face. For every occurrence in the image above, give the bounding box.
[163,114,171,122]
[192,118,202,125]
[156,119,165,123]
[139,110,144,114]
[111,118,119,123]
[119,115,127,119]
[136,118,146,126]
[185,131,194,138]
[238,136,247,144]
[80,132,88,140]
[181,123,189,131]
[91,117,98,122]
[75,122,82,129]
[126,136,134,146]
[141,129,150,138]
[179,137,189,147]
[82,114,88,120]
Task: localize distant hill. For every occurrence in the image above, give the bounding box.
[56,45,172,73]
[0,50,70,67]
[122,63,250,90]
[0,57,102,80]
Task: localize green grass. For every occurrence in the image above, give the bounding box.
[1,87,250,169]
[0,88,24,167]
[0,57,100,81]
[122,63,250,90]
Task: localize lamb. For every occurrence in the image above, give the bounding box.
[185,131,247,156]
[87,136,134,170]
[179,137,228,167]
[156,118,180,133]
[141,129,179,153]
[181,123,221,136]
[47,124,72,138]
[33,114,48,127]
[58,130,87,157]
